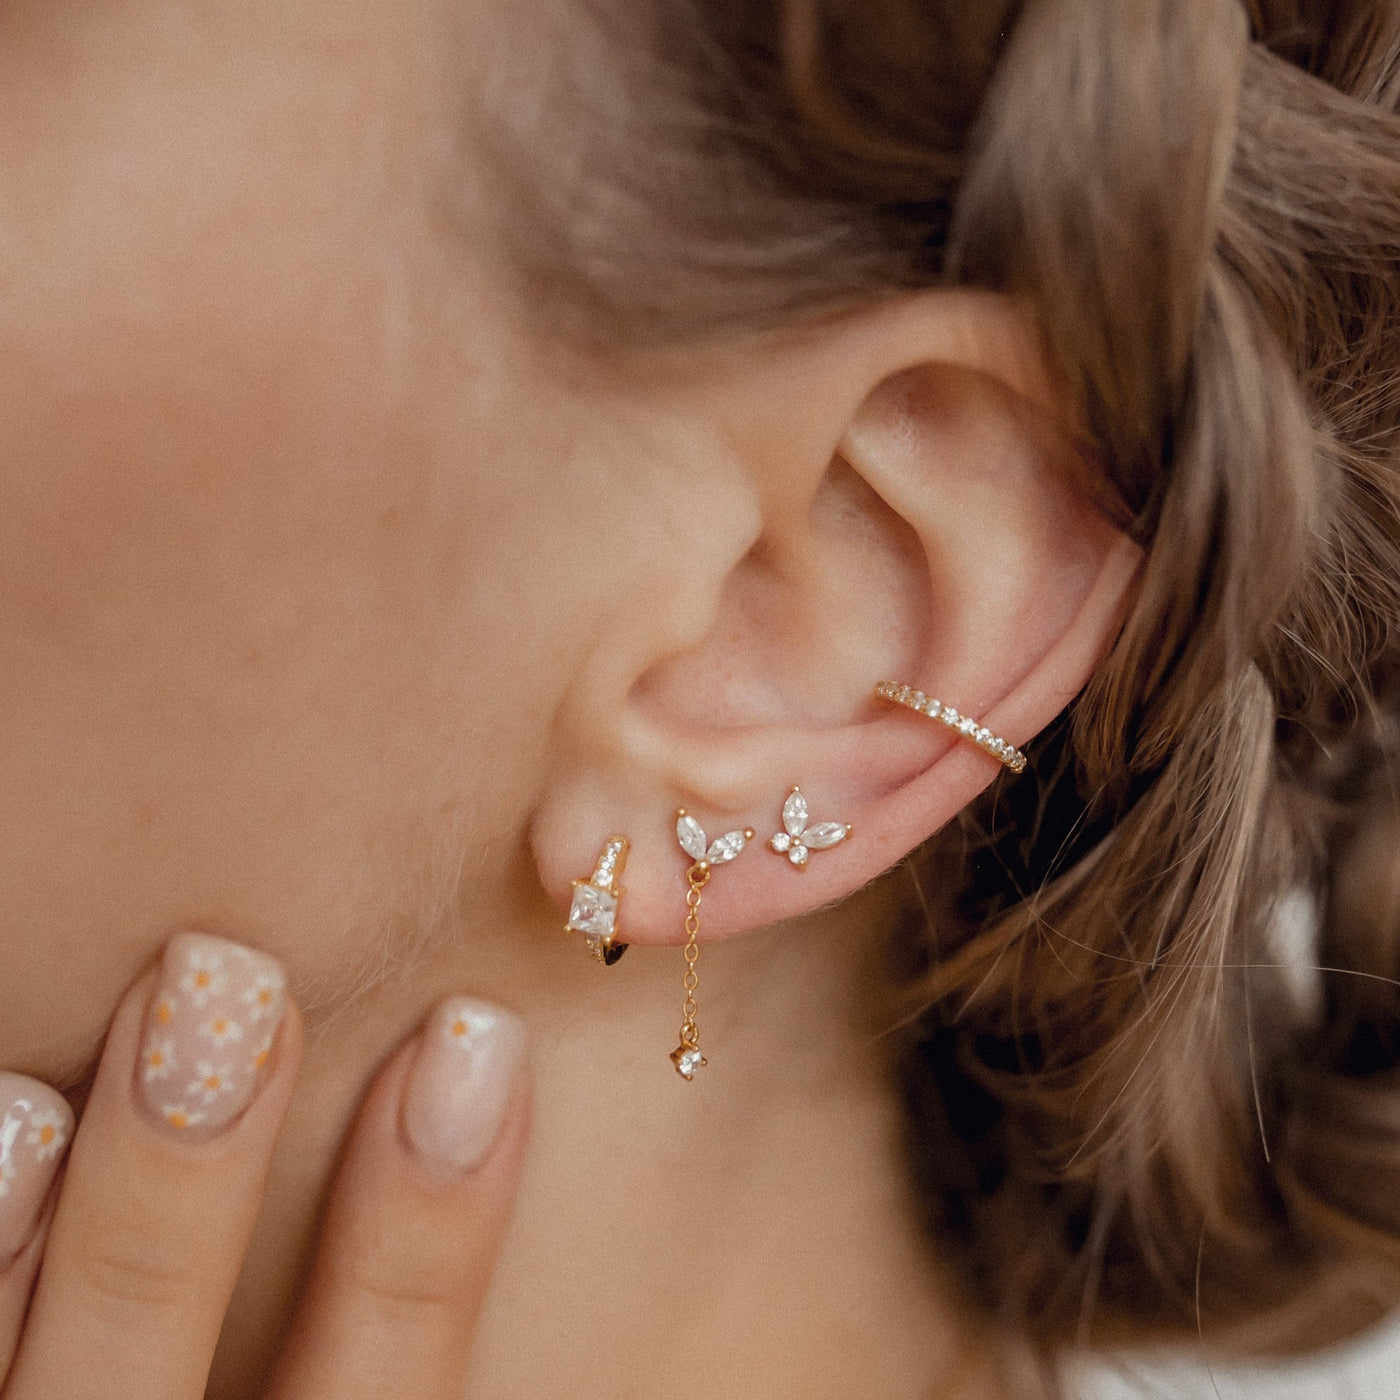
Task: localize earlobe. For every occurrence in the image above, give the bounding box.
[530,292,1141,949]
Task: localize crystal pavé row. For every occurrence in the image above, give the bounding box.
[874,681,1026,773]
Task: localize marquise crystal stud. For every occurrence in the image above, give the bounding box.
[768,786,852,870]
[873,680,1027,773]
[565,835,630,965]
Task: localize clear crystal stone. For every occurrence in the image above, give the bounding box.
[769,831,792,853]
[802,822,848,850]
[976,727,991,743]
[789,844,808,867]
[567,884,617,943]
[959,717,977,735]
[672,1047,705,1079]
[782,787,809,837]
[943,707,959,725]
[706,830,749,863]
[676,814,708,862]
[592,838,625,888]
[925,699,942,717]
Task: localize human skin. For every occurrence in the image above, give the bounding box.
[0,1,1140,1396]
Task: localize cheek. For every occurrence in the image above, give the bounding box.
[0,342,568,1077]
[0,65,582,1079]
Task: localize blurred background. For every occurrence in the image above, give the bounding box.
[1080,1320,1400,1398]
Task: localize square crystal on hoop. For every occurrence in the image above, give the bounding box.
[567,882,617,952]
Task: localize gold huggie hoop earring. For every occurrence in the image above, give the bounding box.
[768,785,852,870]
[874,681,1027,773]
[670,810,754,1079]
[565,835,630,965]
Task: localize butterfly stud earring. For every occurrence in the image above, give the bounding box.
[768,786,852,870]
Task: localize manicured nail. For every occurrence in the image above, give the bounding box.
[400,998,526,1174]
[0,1073,74,1265]
[136,932,287,1143]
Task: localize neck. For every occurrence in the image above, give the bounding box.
[207,870,1004,1400]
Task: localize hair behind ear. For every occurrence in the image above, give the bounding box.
[889,0,1400,1358]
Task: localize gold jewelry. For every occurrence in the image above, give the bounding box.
[670,810,754,1079]
[874,680,1027,772]
[767,785,852,870]
[565,836,630,965]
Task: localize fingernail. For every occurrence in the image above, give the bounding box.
[136,932,287,1143]
[401,998,526,1174]
[0,1073,74,1265]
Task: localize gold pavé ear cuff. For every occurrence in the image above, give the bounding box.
[874,681,1027,773]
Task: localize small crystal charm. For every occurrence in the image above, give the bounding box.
[767,786,852,871]
[671,1045,707,1079]
[565,835,630,965]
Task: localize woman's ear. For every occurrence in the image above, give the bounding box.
[530,290,1141,944]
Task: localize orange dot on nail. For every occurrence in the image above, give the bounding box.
[38,1125,55,1146]
[258,988,272,1005]
[254,1049,269,1068]
[148,1050,164,1068]
[212,1018,228,1034]
[204,1075,222,1091]
[156,1001,173,1025]
[450,1019,468,1038]
[167,1110,189,1130]
[194,971,210,989]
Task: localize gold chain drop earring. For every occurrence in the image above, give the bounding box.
[565,835,630,964]
[670,810,754,1080]
[767,785,852,870]
[874,680,1027,772]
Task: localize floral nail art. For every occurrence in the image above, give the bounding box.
[0,1073,74,1260]
[137,933,287,1142]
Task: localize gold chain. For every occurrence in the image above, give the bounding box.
[678,861,710,1050]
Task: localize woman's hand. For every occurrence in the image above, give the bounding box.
[0,933,530,1400]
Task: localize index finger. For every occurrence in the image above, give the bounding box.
[266,997,530,1400]
[5,934,301,1400]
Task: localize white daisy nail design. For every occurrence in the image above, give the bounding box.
[160,1104,208,1132]
[0,1074,76,1257]
[138,934,287,1142]
[25,1107,69,1162]
[180,948,227,1007]
[241,973,284,1021]
[187,1061,236,1105]
[143,1037,178,1082]
[200,1013,244,1048]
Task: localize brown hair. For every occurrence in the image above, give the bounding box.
[493,0,1400,1367]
